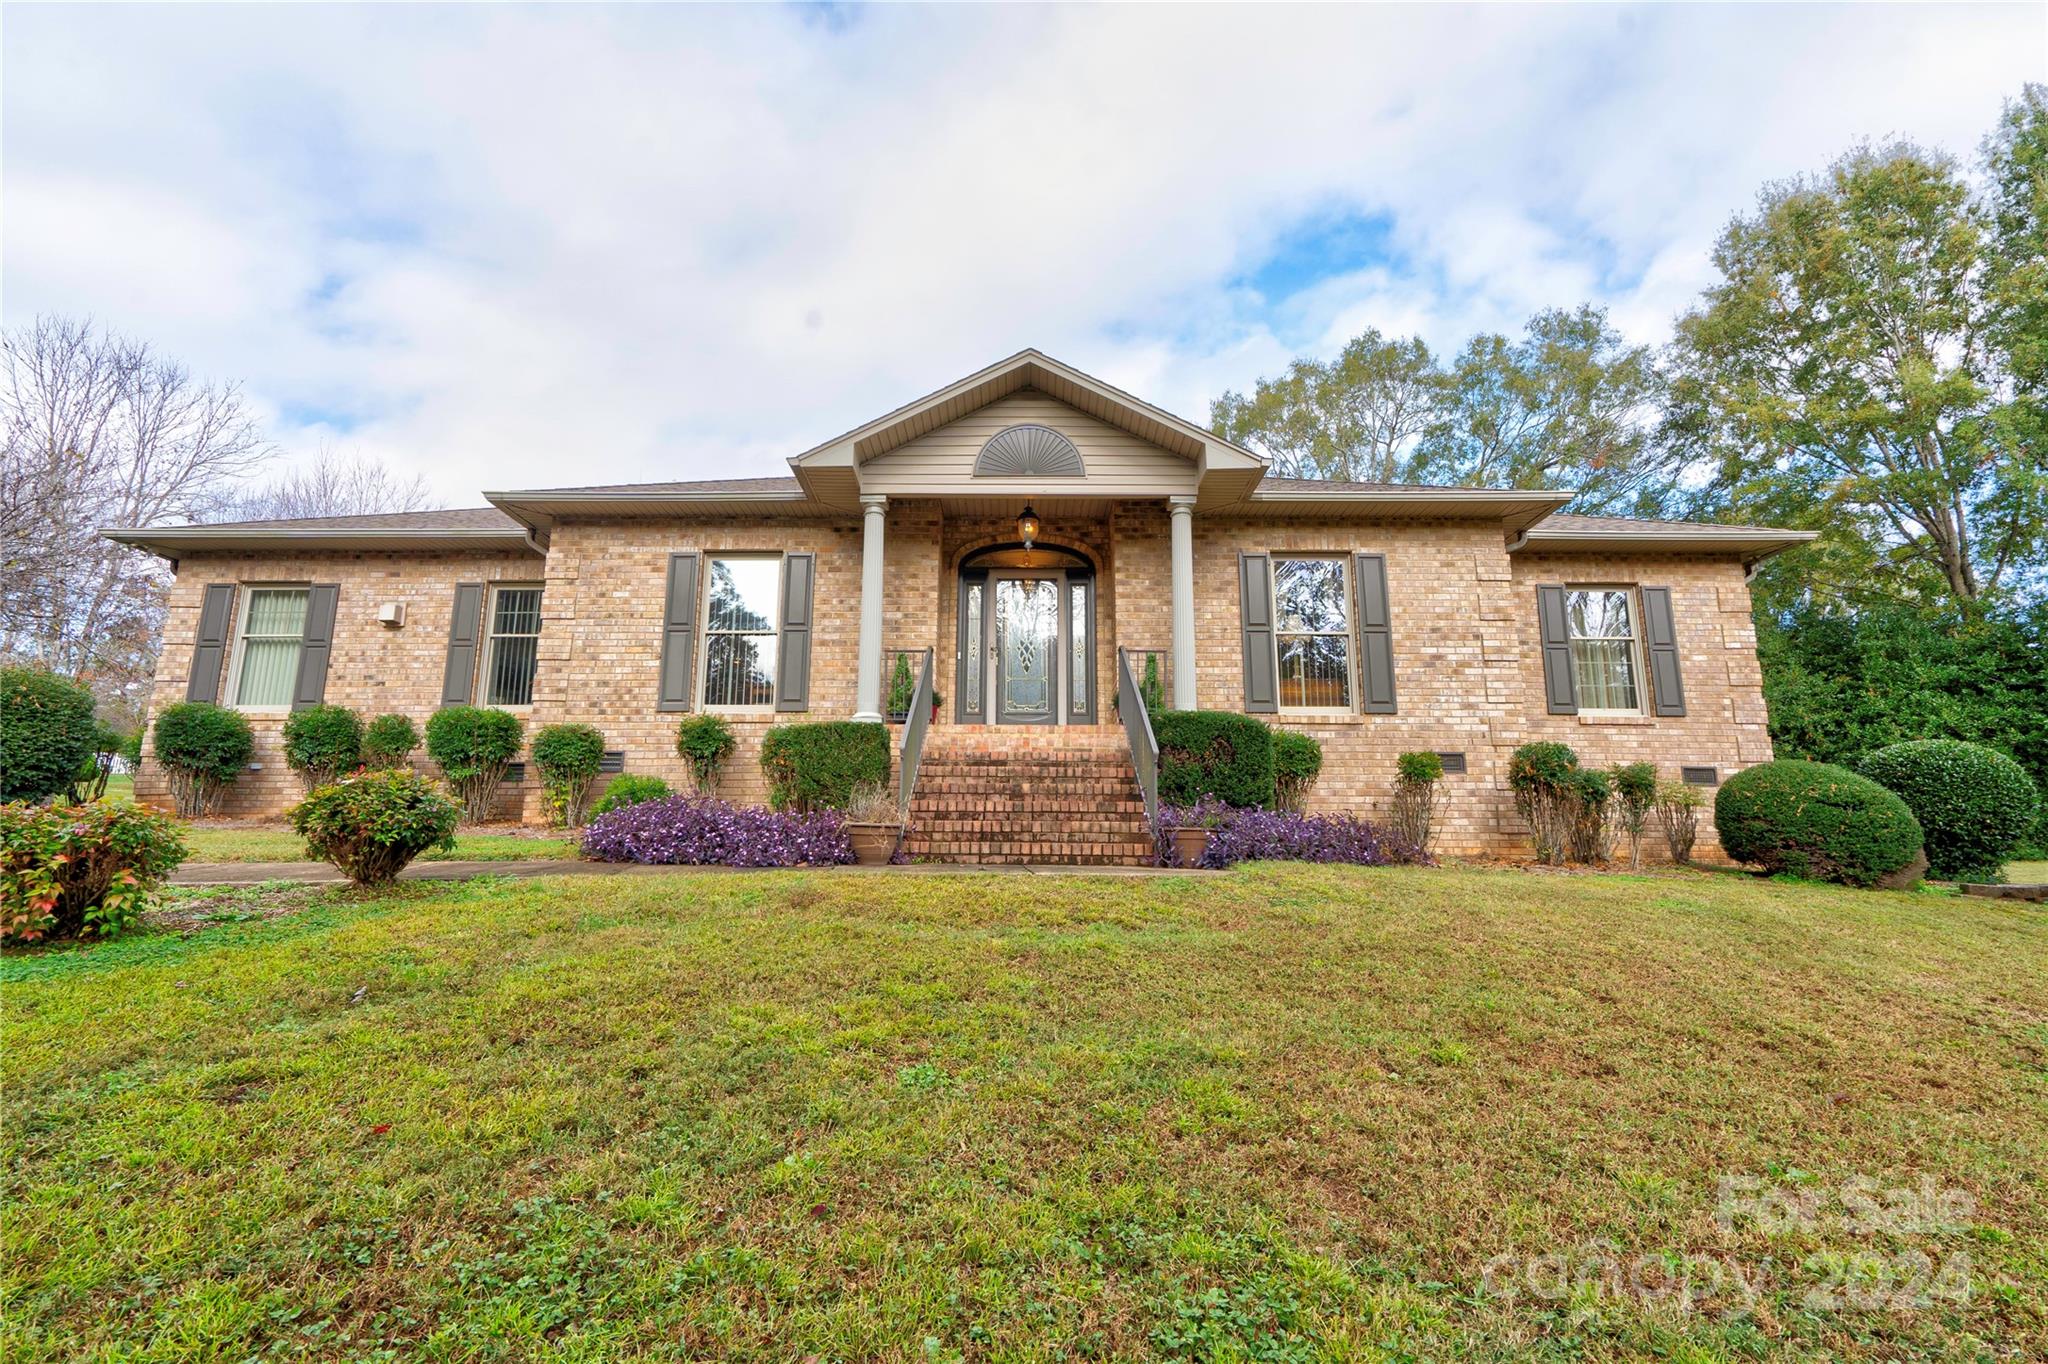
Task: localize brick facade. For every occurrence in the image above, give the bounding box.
[138,506,1770,857]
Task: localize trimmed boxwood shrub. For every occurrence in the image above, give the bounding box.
[1,667,98,804]
[760,721,890,812]
[1155,710,1276,809]
[1859,739,2040,882]
[1715,760,1924,888]
[531,722,606,827]
[289,769,460,886]
[153,702,255,816]
[582,794,853,866]
[593,774,672,818]
[676,713,737,793]
[1391,750,1444,853]
[281,704,364,790]
[1508,741,1580,864]
[1,800,187,944]
[425,706,524,823]
[360,713,421,769]
[1271,730,1324,812]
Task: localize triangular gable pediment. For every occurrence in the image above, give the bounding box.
[789,349,1265,471]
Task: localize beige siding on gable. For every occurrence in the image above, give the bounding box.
[858,391,1199,497]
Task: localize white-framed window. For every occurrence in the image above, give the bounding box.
[228,585,309,708]
[1272,556,1353,711]
[482,584,543,707]
[701,555,780,709]
[1565,586,1643,713]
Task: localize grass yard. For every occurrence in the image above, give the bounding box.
[3,866,2043,1361]
[178,825,580,863]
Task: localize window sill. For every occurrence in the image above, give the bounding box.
[1577,712,1653,726]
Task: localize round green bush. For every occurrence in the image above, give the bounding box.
[531,722,607,826]
[592,774,673,818]
[1272,730,1324,810]
[153,702,255,816]
[289,769,460,886]
[424,706,525,822]
[0,667,98,803]
[1508,741,1579,794]
[1859,739,2040,881]
[676,713,737,792]
[1715,760,1924,888]
[280,704,364,789]
[1155,711,1277,808]
[1396,750,1444,785]
[360,713,421,769]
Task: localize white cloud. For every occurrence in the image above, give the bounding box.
[3,3,2039,501]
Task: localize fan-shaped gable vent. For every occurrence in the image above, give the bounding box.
[974,424,1085,477]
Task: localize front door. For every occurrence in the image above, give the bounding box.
[993,574,1061,725]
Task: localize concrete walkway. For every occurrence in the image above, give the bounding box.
[170,859,1197,886]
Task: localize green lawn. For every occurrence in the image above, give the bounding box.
[2006,860,2048,884]
[179,825,579,863]
[4,866,2043,1361]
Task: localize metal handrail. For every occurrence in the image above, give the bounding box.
[898,647,935,819]
[1118,646,1159,825]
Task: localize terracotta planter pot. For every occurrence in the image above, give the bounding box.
[846,821,901,866]
[1167,825,1212,867]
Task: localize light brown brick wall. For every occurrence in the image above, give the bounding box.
[138,509,1774,858]
[1180,517,1767,857]
[136,549,545,816]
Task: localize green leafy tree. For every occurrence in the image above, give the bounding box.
[1414,306,1668,513]
[1667,116,2047,613]
[1211,328,1445,481]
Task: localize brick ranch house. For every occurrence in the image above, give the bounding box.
[107,350,1813,863]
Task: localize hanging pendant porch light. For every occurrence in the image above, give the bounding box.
[1016,503,1041,549]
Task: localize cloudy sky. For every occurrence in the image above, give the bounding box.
[5,3,2042,504]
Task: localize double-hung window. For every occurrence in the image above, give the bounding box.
[1272,556,1352,710]
[230,587,308,707]
[483,585,543,706]
[701,556,780,708]
[1565,587,1642,713]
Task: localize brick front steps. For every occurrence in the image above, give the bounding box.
[904,726,1156,867]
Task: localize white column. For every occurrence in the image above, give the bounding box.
[853,494,888,722]
[1169,495,1198,710]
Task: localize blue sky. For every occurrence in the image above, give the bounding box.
[4,3,2041,501]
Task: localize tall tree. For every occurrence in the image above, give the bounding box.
[1414,305,1667,513]
[2,317,270,721]
[1666,112,2047,612]
[1211,329,1444,482]
[214,445,437,523]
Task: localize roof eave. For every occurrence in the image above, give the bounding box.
[1514,528,1820,562]
[100,525,540,562]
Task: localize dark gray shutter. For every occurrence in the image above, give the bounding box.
[186,584,237,702]
[656,552,700,712]
[291,584,340,711]
[1238,553,1278,714]
[1354,552,1397,714]
[1537,585,1578,715]
[441,583,485,705]
[774,552,814,712]
[1640,586,1686,717]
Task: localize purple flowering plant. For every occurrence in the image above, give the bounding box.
[581,793,855,867]
[1154,796,1427,870]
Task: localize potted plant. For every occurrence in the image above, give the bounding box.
[1162,801,1225,867]
[930,690,944,724]
[842,780,901,866]
[886,654,914,723]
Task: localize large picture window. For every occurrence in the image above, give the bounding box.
[484,585,543,706]
[230,587,308,707]
[1566,587,1642,712]
[1273,557,1352,709]
[702,556,779,708]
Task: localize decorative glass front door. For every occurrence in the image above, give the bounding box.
[994,577,1060,724]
